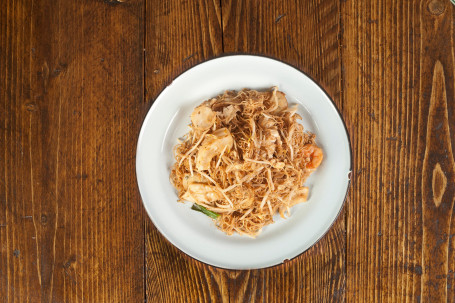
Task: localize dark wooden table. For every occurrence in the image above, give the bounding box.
[1,0,455,302]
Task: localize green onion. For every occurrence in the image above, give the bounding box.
[191,203,220,219]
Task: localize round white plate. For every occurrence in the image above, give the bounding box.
[136,55,351,269]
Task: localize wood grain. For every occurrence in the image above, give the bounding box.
[145,0,222,101]
[221,0,345,301]
[3,0,455,301]
[222,0,341,102]
[144,0,345,302]
[422,60,454,302]
[0,0,145,301]
[144,0,224,302]
[342,0,455,301]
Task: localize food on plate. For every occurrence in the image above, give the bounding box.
[170,87,323,237]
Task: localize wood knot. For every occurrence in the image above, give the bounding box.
[63,255,77,269]
[40,214,48,225]
[37,62,50,93]
[427,0,445,15]
[275,14,286,24]
[432,163,447,207]
[24,102,38,112]
[104,0,127,5]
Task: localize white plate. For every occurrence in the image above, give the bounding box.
[136,55,351,269]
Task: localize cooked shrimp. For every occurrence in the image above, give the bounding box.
[303,144,323,169]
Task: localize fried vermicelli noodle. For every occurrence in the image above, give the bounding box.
[170,87,323,237]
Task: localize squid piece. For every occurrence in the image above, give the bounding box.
[289,187,309,207]
[218,105,240,124]
[196,128,233,170]
[191,106,216,131]
[182,183,223,203]
[274,91,288,113]
[258,115,275,129]
[182,174,205,190]
[267,88,288,114]
[263,128,281,158]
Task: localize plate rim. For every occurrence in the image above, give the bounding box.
[136,54,353,270]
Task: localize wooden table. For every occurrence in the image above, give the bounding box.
[1,0,454,302]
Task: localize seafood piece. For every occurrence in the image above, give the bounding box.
[290,187,309,206]
[191,106,216,131]
[274,91,288,113]
[196,128,233,170]
[217,105,240,123]
[182,183,223,203]
[182,174,206,190]
[303,144,323,169]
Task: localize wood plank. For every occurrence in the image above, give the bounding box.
[144,0,224,302]
[220,0,345,302]
[145,0,223,101]
[0,0,145,301]
[144,0,344,300]
[222,0,342,103]
[342,0,455,301]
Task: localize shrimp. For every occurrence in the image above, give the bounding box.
[303,144,323,169]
